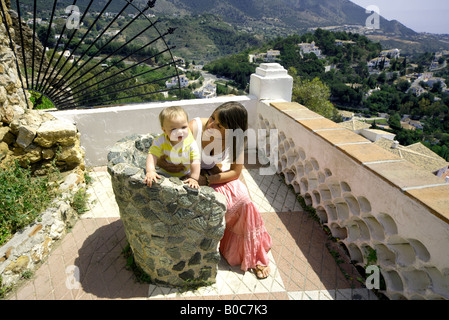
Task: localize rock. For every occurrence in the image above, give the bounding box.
[0,85,6,103]
[34,119,77,148]
[56,139,85,170]
[10,110,44,135]
[0,103,16,124]
[5,255,30,274]
[0,0,12,27]
[0,126,14,144]
[108,134,227,287]
[41,148,55,160]
[28,224,43,237]
[2,109,84,173]
[22,143,42,163]
[0,141,9,160]
[58,172,83,192]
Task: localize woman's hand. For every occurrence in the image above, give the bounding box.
[197,174,208,186]
[157,154,185,173]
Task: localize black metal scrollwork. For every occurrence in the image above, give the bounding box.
[0,0,181,109]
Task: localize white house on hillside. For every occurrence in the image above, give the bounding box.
[297,41,324,59]
[194,83,217,99]
[166,75,189,89]
[380,49,400,59]
[368,57,390,69]
[335,39,356,46]
[251,49,281,63]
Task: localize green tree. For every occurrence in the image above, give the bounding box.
[289,68,340,121]
[388,113,402,131]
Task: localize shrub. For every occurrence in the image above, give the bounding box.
[0,161,58,246]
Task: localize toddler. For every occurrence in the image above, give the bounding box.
[144,106,200,189]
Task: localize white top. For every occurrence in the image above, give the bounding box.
[193,117,231,171]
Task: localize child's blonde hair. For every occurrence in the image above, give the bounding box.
[159,106,189,128]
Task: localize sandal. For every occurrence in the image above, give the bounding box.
[253,265,270,279]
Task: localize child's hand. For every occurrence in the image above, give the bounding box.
[184,178,200,189]
[144,170,161,187]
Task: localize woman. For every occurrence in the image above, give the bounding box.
[158,102,272,279]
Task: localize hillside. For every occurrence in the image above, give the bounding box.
[143,0,414,35]
[10,0,449,62]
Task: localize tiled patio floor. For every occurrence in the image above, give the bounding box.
[5,166,377,301]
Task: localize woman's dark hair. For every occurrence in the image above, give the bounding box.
[214,101,248,163]
[215,101,248,131]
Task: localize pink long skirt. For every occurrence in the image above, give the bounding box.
[212,178,272,272]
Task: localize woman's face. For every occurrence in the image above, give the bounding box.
[205,112,227,139]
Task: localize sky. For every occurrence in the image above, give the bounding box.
[349,0,449,34]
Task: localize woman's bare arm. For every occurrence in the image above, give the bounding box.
[156,154,184,173]
[207,163,242,185]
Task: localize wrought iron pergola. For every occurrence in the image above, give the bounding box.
[0,0,181,109]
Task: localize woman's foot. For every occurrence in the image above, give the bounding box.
[254,265,270,279]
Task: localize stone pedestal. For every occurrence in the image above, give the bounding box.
[107,134,227,287]
[250,63,293,102]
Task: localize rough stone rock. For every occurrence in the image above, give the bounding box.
[0,85,6,103]
[34,119,78,148]
[55,138,85,170]
[1,109,84,173]
[10,110,48,135]
[5,255,29,273]
[16,125,36,148]
[108,134,227,287]
[0,125,14,144]
[0,141,8,160]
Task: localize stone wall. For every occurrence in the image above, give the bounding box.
[0,0,87,290]
[0,1,29,124]
[107,134,227,287]
[0,1,84,174]
[0,171,86,288]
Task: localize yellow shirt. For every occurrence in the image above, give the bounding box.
[149,131,200,177]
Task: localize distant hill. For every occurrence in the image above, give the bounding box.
[137,0,449,57]
[15,0,418,36]
[10,0,449,61]
[143,0,417,36]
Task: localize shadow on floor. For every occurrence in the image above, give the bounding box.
[73,219,249,300]
[74,219,149,299]
[243,168,366,297]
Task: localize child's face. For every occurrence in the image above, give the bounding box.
[162,115,189,144]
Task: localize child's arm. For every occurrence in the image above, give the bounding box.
[190,161,200,181]
[144,154,161,187]
[183,161,200,189]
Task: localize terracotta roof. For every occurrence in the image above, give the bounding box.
[340,119,371,131]
[374,138,449,173]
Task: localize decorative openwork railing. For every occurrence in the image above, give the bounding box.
[0,0,181,109]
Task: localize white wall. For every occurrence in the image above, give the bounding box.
[256,100,449,300]
[49,63,292,167]
[50,96,258,167]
